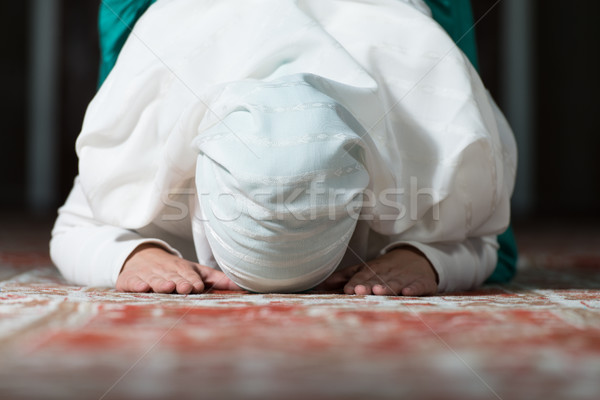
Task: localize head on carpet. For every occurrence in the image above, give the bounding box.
[194,74,370,293]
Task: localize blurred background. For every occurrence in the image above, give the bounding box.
[1,0,599,224]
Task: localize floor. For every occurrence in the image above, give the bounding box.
[0,215,599,400]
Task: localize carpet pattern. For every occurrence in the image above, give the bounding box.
[0,220,599,400]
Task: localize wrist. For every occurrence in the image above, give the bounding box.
[389,245,439,284]
[121,243,170,274]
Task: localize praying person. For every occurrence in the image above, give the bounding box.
[50,0,517,296]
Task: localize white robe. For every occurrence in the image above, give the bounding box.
[50,0,517,293]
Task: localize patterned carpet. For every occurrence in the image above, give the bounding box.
[1,216,599,400]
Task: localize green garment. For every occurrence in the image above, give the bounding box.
[97,0,156,86]
[97,0,518,283]
[423,0,479,70]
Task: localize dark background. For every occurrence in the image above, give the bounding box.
[1,0,599,223]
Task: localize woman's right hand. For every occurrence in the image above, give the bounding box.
[116,244,241,294]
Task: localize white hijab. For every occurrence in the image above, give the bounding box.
[194,75,373,292]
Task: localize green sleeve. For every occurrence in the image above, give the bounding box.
[97,0,157,87]
[96,0,518,283]
[424,0,518,283]
[486,227,518,283]
[422,0,479,70]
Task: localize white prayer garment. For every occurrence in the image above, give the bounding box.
[51,0,517,293]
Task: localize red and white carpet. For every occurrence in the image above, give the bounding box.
[1,218,599,400]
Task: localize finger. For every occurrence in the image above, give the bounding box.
[348,283,373,295]
[343,267,377,295]
[175,279,194,294]
[188,275,205,294]
[316,269,358,291]
[148,275,176,294]
[118,276,151,293]
[371,278,406,296]
[372,284,391,296]
[176,265,205,293]
[401,279,436,297]
[161,272,195,295]
[358,274,391,293]
[201,268,242,291]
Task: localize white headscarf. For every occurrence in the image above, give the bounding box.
[193,74,370,292]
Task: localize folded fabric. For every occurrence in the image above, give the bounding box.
[76,0,517,283]
[193,75,374,292]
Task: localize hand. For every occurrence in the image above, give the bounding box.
[116,243,241,294]
[317,247,438,296]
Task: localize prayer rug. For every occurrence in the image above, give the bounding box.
[0,218,599,400]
